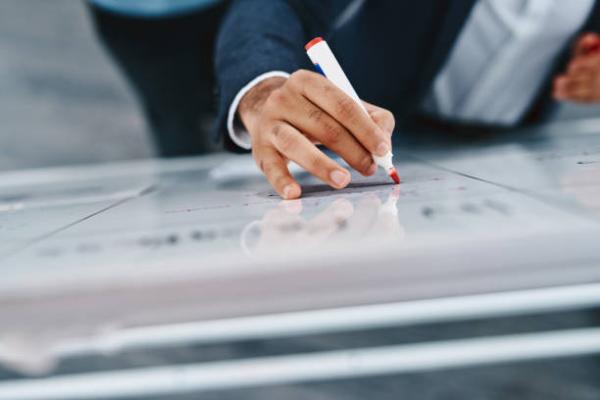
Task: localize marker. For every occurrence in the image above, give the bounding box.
[305,37,400,184]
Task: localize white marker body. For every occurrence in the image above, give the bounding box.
[306,39,395,173]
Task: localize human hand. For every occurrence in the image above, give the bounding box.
[238,71,395,200]
[554,33,600,103]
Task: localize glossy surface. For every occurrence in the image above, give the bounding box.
[1,120,600,372]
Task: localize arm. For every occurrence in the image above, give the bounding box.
[215,0,395,199]
[215,0,309,150]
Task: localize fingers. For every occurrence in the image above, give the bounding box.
[559,34,600,103]
[285,95,376,176]
[363,101,396,135]
[244,70,396,199]
[288,70,391,157]
[554,74,594,102]
[253,146,301,199]
[554,54,600,102]
[554,51,600,103]
[305,198,354,238]
[568,55,600,74]
[269,122,352,189]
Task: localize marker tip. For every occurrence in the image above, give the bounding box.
[389,169,400,184]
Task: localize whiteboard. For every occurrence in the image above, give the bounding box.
[1,123,600,373]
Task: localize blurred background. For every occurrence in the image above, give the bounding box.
[1,0,600,173]
[0,0,152,172]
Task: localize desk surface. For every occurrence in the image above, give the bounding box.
[1,120,600,376]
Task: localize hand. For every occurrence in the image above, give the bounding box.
[238,71,395,200]
[553,32,600,103]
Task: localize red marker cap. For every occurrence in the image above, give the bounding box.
[305,37,324,51]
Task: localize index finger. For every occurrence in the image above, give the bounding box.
[363,101,396,135]
[289,70,391,157]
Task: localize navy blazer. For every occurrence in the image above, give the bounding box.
[215,0,600,150]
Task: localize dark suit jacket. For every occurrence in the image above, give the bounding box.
[215,0,600,150]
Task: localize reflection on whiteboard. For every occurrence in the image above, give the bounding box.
[1,129,600,373]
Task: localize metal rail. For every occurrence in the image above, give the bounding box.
[2,327,600,400]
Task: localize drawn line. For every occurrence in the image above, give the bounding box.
[401,153,600,225]
[0,185,158,260]
[577,160,600,165]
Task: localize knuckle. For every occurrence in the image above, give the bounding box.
[291,69,311,83]
[263,162,278,176]
[271,123,284,138]
[307,153,325,172]
[272,125,295,152]
[320,122,344,145]
[359,155,373,171]
[255,156,282,179]
[289,70,311,88]
[336,96,358,120]
[263,96,283,116]
[268,88,287,107]
[274,176,290,190]
[307,107,323,122]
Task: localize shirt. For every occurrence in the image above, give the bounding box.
[424,0,595,125]
[228,0,594,149]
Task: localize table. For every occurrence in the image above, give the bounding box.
[1,120,600,399]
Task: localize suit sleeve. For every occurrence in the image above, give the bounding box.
[214,0,309,151]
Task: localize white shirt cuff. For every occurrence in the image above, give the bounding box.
[227,71,291,150]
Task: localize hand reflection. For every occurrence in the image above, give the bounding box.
[241,188,405,256]
[561,165,600,211]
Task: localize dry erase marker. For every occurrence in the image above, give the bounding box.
[305,37,400,184]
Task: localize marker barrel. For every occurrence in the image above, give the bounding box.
[306,38,367,115]
[305,37,396,175]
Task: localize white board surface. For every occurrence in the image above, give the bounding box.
[1,122,600,372]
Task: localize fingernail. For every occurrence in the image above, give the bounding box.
[376,142,390,156]
[283,184,300,199]
[366,163,377,176]
[330,170,351,188]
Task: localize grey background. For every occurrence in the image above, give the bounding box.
[0,0,152,172]
[1,0,600,174]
